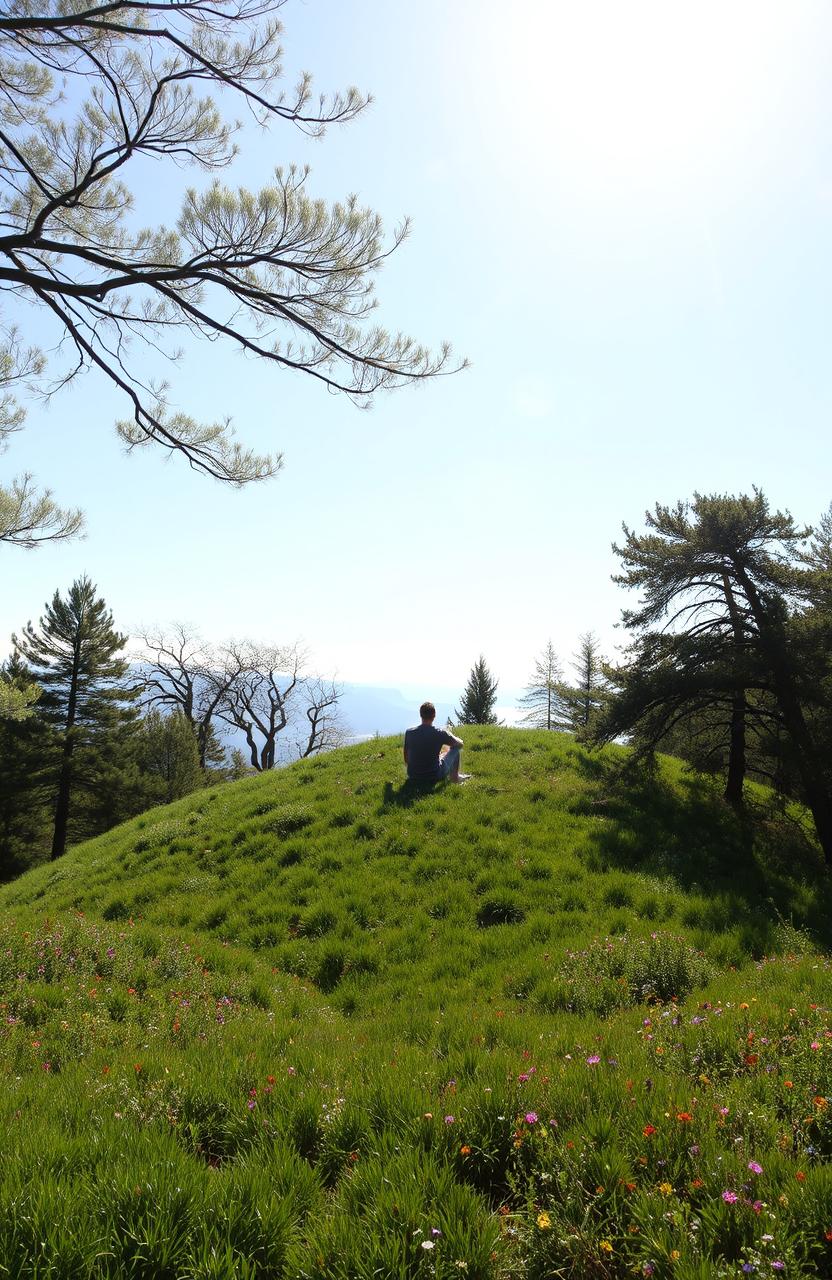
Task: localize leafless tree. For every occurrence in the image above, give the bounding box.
[295,676,346,758]
[138,624,241,767]
[217,641,299,770]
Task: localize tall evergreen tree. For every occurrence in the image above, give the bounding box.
[455,656,500,725]
[517,641,569,730]
[14,577,137,858]
[560,631,609,739]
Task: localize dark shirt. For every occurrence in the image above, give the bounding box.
[404,723,458,781]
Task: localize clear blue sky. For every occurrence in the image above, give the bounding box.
[2,0,832,697]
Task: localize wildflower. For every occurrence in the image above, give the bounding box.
[133,1063,142,1074]
[643,1124,657,1136]
[600,1240,613,1253]
[690,1178,704,1189]
[525,1111,538,1125]
[460,1145,471,1156]
[537,1211,551,1230]
[784,1081,793,1089]
[745,1054,759,1067]
[659,1182,673,1196]
[722,1190,739,1204]
[247,1099,256,1110]
[444,1115,455,1125]
[748,1161,763,1175]
[595,1185,605,1195]
[287,1066,296,1076]
[676,1112,693,1123]
[423,1113,433,1120]
[642,1265,655,1276]
[586,1055,600,1065]
[811,1041,821,1050]
[719,1106,729,1116]
[421,1240,435,1251]
[671,1251,680,1261]
[795,1171,807,1183]
[742,1265,756,1274]
[825,1230,832,1242]
[814,1096,828,1109]
[431,1228,442,1238]
[771,1264,785,1272]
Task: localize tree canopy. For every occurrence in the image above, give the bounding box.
[0,0,459,544]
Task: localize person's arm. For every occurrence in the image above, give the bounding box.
[443,728,463,748]
[403,730,410,767]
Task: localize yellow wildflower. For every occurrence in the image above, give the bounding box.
[600,1240,613,1253]
[659,1182,673,1196]
[537,1211,552,1230]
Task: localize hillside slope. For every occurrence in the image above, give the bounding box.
[4,730,832,1277]
[2,728,828,1019]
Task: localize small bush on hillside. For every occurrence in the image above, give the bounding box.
[262,806,312,838]
[535,931,714,1015]
[476,897,526,928]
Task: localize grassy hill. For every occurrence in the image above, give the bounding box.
[2,729,832,1278]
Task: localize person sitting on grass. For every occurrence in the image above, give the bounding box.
[403,701,470,784]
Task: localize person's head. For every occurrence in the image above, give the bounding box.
[419,700,436,723]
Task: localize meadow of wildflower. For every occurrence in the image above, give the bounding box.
[2,728,832,1277]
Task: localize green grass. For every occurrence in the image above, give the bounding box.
[2,728,832,1276]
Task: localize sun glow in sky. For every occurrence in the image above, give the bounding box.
[498,3,794,194]
[2,0,832,702]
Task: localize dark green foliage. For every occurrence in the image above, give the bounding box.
[134,709,205,806]
[455,655,500,725]
[0,654,49,879]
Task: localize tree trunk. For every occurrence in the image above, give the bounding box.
[51,638,81,859]
[51,737,74,859]
[721,572,747,810]
[724,694,747,809]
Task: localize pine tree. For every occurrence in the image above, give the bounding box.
[560,632,609,739]
[517,641,569,730]
[455,656,500,725]
[14,577,137,858]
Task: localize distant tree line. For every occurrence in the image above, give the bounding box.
[0,581,344,879]
[454,636,609,737]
